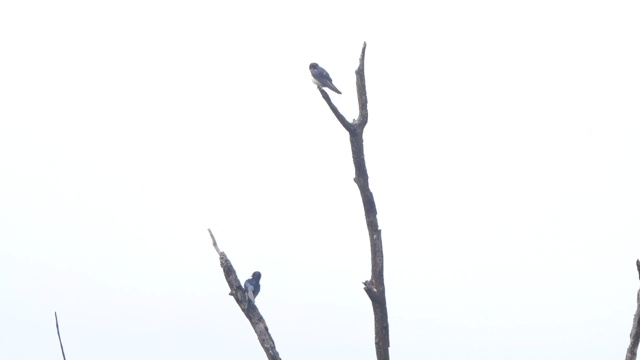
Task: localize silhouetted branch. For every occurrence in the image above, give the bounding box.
[316,41,390,360]
[55,312,67,360]
[626,259,640,360]
[207,229,281,360]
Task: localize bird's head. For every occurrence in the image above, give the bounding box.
[252,271,262,281]
[309,63,319,70]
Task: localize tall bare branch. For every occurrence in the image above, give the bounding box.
[316,42,390,360]
[208,229,281,360]
[626,259,640,360]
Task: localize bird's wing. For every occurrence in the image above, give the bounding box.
[311,67,332,82]
[317,67,333,82]
[245,283,255,302]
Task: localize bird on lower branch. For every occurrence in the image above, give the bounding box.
[244,271,262,302]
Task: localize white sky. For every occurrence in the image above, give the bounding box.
[1,0,639,359]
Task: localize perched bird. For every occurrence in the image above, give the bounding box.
[309,63,342,94]
[244,271,261,302]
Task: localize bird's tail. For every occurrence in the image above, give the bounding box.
[327,83,342,94]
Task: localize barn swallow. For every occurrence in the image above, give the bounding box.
[309,63,342,94]
[244,271,261,302]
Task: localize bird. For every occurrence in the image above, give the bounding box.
[309,62,342,94]
[244,271,261,302]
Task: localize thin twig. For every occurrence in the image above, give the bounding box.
[319,89,354,132]
[208,228,221,255]
[55,312,67,360]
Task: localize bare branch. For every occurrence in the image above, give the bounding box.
[55,312,67,360]
[314,41,390,360]
[318,88,354,133]
[208,230,281,360]
[626,259,640,360]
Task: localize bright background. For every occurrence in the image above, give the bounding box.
[1,1,639,359]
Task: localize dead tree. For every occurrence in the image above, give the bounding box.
[314,42,390,360]
[626,259,640,360]
[208,229,281,360]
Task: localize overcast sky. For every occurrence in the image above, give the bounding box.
[1,1,639,359]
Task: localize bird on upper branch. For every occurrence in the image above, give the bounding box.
[309,62,342,94]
